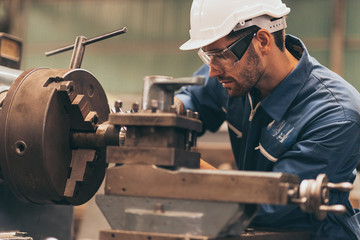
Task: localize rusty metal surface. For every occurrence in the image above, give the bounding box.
[99,230,310,240]
[105,165,299,205]
[0,67,109,205]
[107,146,200,168]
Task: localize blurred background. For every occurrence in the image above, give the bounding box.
[3,0,360,103]
[1,0,360,239]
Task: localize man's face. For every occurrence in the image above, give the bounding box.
[203,34,265,97]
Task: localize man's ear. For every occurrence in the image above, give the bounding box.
[254,29,272,55]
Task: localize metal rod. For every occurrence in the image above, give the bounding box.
[69,36,87,69]
[45,27,128,57]
[84,27,128,45]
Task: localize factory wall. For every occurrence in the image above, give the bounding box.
[15,0,360,107]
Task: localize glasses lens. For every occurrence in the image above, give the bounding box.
[230,33,255,60]
[198,32,255,67]
[198,48,239,67]
[197,49,211,65]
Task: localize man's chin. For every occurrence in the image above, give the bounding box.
[226,88,246,98]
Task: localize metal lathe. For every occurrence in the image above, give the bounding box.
[0,29,353,240]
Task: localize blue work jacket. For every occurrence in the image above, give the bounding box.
[176,35,360,239]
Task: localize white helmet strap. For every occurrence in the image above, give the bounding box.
[233,15,287,33]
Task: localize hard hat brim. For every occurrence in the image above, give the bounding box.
[180,36,221,51]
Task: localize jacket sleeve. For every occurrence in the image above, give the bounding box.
[251,120,360,240]
[175,64,228,133]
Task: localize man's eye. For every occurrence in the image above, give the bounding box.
[214,54,225,60]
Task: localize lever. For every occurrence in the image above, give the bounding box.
[45,27,127,69]
[327,182,353,192]
[296,174,353,220]
[319,204,346,215]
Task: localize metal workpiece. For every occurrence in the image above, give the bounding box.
[109,112,202,132]
[108,111,202,167]
[96,195,258,237]
[141,75,205,112]
[0,67,109,205]
[289,174,353,220]
[106,146,200,168]
[71,123,120,149]
[104,164,299,205]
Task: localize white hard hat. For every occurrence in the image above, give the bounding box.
[180,0,291,50]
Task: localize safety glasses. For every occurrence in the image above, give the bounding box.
[198,31,256,67]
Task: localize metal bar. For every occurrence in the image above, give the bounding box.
[45,27,127,57]
[45,44,74,57]
[84,27,127,46]
[69,36,87,69]
[105,165,299,205]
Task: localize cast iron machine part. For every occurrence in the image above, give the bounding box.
[0,28,127,205]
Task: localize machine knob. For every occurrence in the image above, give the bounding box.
[296,174,353,220]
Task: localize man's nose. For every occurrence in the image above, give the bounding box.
[208,62,224,78]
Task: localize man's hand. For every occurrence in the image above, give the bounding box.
[174,97,184,115]
[200,159,217,170]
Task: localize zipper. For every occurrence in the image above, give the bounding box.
[242,93,261,170]
[248,92,261,122]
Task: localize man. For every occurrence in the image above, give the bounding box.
[175,0,360,239]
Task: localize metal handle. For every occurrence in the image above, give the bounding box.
[45,27,128,69]
[319,204,346,215]
[45,27,127,56]
[295,174,353,220]
[327,182,353,192]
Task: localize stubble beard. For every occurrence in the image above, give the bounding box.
[221,44,264,98]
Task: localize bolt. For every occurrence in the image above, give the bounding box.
[113,100,123,113]
[132,102,139,113]
[186,109,193,118]
[194,112,200,119]
[154,203,164,213]
[151,99,158,113]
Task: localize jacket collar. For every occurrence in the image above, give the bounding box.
[260,35,313,122]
